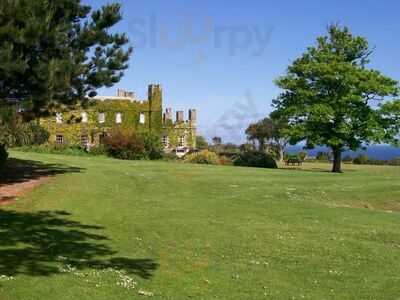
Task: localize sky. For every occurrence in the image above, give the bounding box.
[86,0,400,143]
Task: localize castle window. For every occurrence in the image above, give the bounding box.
[81,112,88,123]
[116,112,122,124]
[139,112,145,124]
[56,135,64,144]
[179,135,186,147]
[162,135,169,147]
[81,134,89,146]
[98,112,105,124]
[56,113,63,124]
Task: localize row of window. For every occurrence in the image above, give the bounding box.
[56,112,146,124]
[162,135,186,147]
[56,134,186,147]
[56,134,91,145]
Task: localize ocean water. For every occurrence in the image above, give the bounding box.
[286,145,400,160]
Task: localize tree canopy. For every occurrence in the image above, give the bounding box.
[272,25,400,172]
[0,0,133,115]
[245,116,288,160]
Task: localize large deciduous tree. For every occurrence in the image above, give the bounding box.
[0,0,133,115]
[272,25,400,173]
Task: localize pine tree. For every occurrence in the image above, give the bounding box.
[0,0,133,115]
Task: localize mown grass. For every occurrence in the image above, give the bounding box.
[1,151,400,299]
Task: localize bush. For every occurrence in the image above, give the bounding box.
[218,155,233,166]
[103,129,146,160]
[17,143,91,156]
[184,150,220,165]
[142,133,163,160]
[388,157,400,166]
[298,151,307,161]
[0,122,49,147]
[89,144,107,156]
[316,151,332,161]
[0,144,8,171]
[353,154,369,165]
[342,155,353,163]
[234,151,277,169]
[162,152,178,162]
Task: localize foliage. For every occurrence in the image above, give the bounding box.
[88,145,108,156]
[245,115,288,160]
[16,144,94,157]
[218,155,234,166]
[234,151,277,169]
[142,133,163,160]
[103,129,146,160]
[342,155,353,163]
[350,154,400,166]
[0,144,8,171]
[0,105,49,147]
[12,122,50,147]
[298,151,307,161]
[388,157,400,166]
[196,136,209,150]
[161,152,178,162]
[273,25,399,172]
[239,143,255,153]
[316,151,332,161]
[353,154,371,165]
[211,143,240,158]
[184,150,220,165]
[0,0,132,115]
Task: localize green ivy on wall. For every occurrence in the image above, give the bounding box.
[40,96,196,149]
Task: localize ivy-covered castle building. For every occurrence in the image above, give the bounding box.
[40,84,197,151]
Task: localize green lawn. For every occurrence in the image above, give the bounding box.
[1,151,400,299]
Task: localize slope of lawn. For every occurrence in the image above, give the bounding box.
[1,151,400,300]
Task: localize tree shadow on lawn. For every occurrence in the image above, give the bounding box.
[279,165,357,173]
[0,209,158,280]
[0,158,84,186]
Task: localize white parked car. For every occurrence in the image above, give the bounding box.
[175,147,190,158]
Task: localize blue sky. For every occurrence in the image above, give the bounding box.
[86,0,400,143]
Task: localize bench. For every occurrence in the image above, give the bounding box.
[285,158,303,166]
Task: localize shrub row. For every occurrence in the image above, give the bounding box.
[184,150,277,169]
[16,144,106,157]
[184,150,233,165]
[352,154,400,166]
[234,151,277,169]
[103,129,163,160]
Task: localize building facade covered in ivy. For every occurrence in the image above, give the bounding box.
[40,84,197,151]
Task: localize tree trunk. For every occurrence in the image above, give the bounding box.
[332,148,342,173]
[258,139,265,152]
[279,145,284,162]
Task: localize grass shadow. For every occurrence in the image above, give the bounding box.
[279,165,358,173]
[0,158,84,186]
[0,209,158,279]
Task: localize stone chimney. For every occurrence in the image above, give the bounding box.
[189,109,197,126]
[176,111,184,123]
[163,108,172,124]
[117,89,134,98]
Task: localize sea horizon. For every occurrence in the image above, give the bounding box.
[286,144,400,160]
